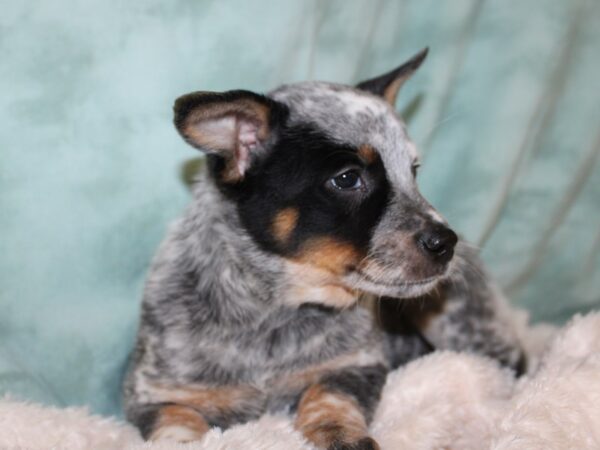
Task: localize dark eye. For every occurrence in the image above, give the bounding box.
[330,170,363,190]
[411,162,421,177]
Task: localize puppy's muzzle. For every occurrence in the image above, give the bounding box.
[415,224,458,265]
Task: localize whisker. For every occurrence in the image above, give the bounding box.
[423,111,463,141]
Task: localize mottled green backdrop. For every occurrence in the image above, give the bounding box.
[1,0,599,417]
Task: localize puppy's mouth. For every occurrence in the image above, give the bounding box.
[343,268,446,299]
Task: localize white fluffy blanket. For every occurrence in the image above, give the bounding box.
[2,313,600,450]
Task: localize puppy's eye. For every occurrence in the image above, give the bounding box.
[330,170,363,190]
[411,162,421,177]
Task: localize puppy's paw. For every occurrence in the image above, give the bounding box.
[328,436,380,450]
[150,424,206,442]
[147,405,209,443]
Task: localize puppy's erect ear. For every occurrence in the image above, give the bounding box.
[356,47,428,106]
[174,90,286,182]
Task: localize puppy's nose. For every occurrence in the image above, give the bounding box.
[416,225,458,264]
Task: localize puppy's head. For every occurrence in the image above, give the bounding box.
[174,48,457,306]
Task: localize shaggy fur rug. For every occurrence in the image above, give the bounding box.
[1,313,599,450]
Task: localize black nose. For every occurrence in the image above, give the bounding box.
[416,225,458,263]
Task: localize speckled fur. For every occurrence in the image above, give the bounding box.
[123,76,525,449]
[122,175,387,439]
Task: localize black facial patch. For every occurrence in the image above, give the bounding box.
[210,123,391,260]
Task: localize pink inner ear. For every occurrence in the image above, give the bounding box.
[236,120,260,176]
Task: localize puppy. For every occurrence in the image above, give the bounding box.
[123,49,525,450]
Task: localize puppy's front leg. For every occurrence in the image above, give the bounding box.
[127,383,264,442]
[295,364,386,450]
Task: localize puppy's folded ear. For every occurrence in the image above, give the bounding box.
[174,90,287,182]
[356,47,428,106]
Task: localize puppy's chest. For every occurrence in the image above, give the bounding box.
[158,304,385,387]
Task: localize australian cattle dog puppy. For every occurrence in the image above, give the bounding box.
[123,49,526,450]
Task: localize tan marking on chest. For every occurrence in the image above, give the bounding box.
[284,261,359,308]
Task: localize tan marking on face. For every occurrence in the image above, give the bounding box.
[272,207,299,243]
[146,382,262,417]
[296,384,368,448]
[295,237,362,276]
[358,144,378,164]
[150,404,209,442]
[283,237,363,308]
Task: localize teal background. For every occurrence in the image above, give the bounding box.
[1,0,599,417]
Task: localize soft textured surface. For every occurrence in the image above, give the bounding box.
[2,312,600,450]
[1,0,599,418]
